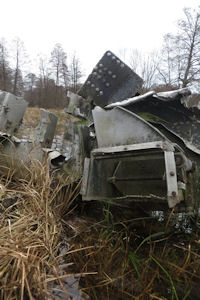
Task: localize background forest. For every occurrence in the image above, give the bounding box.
[0,6,200,108]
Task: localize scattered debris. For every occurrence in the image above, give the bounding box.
[81,117,191,208]
[106,88,200,155]
[0,96,61,167]
[66,91,92,120]
[76,51,199,212]
[0,50,200,214]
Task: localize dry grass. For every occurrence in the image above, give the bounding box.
[0,158,83,299]
[17,107,68,138]
[0,156,199,299]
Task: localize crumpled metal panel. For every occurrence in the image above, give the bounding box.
[92,106,167,148]
[155,88,191,101]
[78,50,143,107]
[106,88,200,155]
[43,149,66,169]
[0,133,66,168]
[0,108,59,167]
[0,91,28,135]
[31,109,58,148]
[105,88,191,108]
[66,91,92,120]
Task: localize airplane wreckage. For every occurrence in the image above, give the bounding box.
[1,51,200,213]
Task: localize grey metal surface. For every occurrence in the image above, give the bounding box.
[78,50,143,107]
[81,141,188,208]
[0,133,66,169]
[92,106,167,148]
[62,118,90,180]
[155,88,191,101]
[164,151,179,208]
[31,109,58,148]
[81,158,90,196]
[105,88,190,109]
[66,91,92,120]
[43,149,66,169]
[105,91,155,109]
[92,141,175,155]
[2,138,44,165]
[0,105,59,168]
[106,88,200,155]
[0,91,28,135]
[81,142,178,205]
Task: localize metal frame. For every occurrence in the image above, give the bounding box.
[81,141,180,208]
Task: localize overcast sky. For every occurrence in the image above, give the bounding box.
[1,0,200,76]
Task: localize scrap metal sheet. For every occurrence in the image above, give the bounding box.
[78,51,143,107]
[106,88,200,154]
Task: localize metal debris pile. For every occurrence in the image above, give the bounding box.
[72,51,200,212]
[1,51,200,213]
[0,91,65,168]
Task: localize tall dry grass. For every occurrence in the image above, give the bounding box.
[1,157,200,299]
[0,158,82,299]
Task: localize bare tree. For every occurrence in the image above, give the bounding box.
[119,49,159,91]
[61,58,69,90]
[37,55,54,106]
[50,43,68,86]
[117,48,142,74]
[24,73,37,105]
[69,53,83,92]
[117,48,129,63]
[11,38,27,95]
[158,6,200,89]
[50,43,69,105]
[128,49,142,74]
[0,38,12,92]
[157,34,177,87]
[129,51,159,91]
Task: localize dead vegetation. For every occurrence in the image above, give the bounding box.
[17,107,68,138]
[1,107,200,299]
[0,158,200,299]
[0,158,83,299]
[1,163,200,299]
